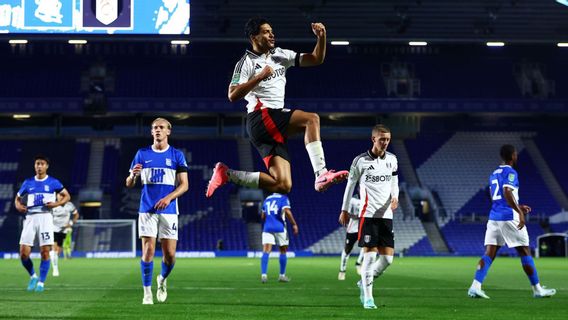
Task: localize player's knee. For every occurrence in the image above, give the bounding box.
[307,113,320,127]
[275,181,292,194]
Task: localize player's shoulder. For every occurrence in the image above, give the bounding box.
[352,151,370,164]
[385,151,397,160]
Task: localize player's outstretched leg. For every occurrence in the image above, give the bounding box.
[468,255,492,299]
[260,252,269,283]
[518,254,556,298]
[50,249,59,277]
[35,258,50,292]
[373,255,393,278]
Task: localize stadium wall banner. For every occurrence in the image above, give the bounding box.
[1,251,315,259]
[0,0,190,35]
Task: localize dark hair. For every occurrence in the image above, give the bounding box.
[34,154,50,165]
[500,144,516,162]
[244,17,271,38]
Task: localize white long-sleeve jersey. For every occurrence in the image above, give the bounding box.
[341,150,399,219]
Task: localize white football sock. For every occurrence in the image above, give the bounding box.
[50,250,58,269]
[143,286,152,296]
[361,252,377,301]
[306,141,327,177]
[373,255,393,277]
[227,170,260,188]
[340,249,350,272]
[356,250,365,265]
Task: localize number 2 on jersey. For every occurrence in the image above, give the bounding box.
[491,179,502,200]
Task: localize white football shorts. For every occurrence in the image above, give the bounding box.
[138,213,178,240]
[484,220,529,248]
[19,213,54,247]
[262,230,289,246]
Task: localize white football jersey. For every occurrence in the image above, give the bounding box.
[52,202,76,233]
[346,197,361,234]
[230,47,299,113]
[341,150,399,219]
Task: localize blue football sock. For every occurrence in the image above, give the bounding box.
[279,253,287,275]
[21,257,35,276]
[161,261,175,279]
[39,259,50,283]
[474,255,493,284]
[261,252,269,275]
[140,260,153,287]
[520,255,539,285]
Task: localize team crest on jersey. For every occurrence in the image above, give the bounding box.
[166,158,172,166]
[508,173,515,182]
[44,185,50,192]
[364,235,371,243]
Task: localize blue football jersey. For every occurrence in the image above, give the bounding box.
[262,193,291,233]
[488,165,520,221]
[130,145,188,214]
[17,176,64,214]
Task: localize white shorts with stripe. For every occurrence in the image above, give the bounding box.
[262,229,289,247]
[484,220,529,248]
[138,213,178,240]
[19,213,54,247]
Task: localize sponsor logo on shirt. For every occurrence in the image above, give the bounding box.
[262,67,286,82]
[365,174,392,183]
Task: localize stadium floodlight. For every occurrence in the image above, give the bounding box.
[331,41,350,46]
[556,0,568,7]
[486,41,505,47]
[68,40,88,44]
[409,41,427,46]
[9,39,28,44]
[13,114,31,119]
[557,43,568,47]
[171,40,190,45]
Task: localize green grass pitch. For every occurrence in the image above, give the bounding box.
[0,257,566,319]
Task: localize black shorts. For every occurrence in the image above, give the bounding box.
[358,218,394,248]
[54,232,66,246]
[247,108,295,168]
[345,232,358,247]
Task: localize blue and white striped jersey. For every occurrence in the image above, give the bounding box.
[17,175,64,215]
[130,145,188,215]
[489,165,520,221]
[262,193,291,233]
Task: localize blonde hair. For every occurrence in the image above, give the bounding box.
[151,117,172,130]
[372,124,390,135]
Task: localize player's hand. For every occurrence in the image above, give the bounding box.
[311,22,326,38]
[45,202,59,209]
[339,210,350,226]
[15,202,27,213]
[257,65,273,80]
[292,224,299,235]
[520,204,531,214]
[391,198,399,210]
[517,219,526,230]
[154,197,171,211]
[131,163,143,177]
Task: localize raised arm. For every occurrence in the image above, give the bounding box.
[299,23,326,67]
[228,65,273,102]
